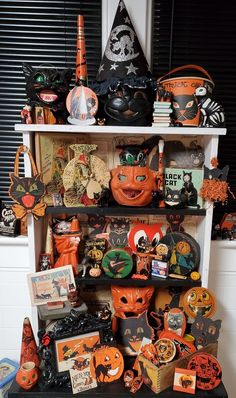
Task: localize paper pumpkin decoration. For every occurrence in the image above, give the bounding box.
[164,308,186,337]
[111,165,157,207]
[9,145,46,220]
[187,353,222,390]
[90,346,124,383]
[62,144,110,207]
[111,285,154,318]
[160,232,200,276]
[102,249,133,278]
[128,223,163,254]
[183,287,216,318]
[154,338,176,363]
[16,362,39,391]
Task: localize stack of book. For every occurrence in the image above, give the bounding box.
[152,101,172,127]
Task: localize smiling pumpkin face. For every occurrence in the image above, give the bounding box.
[183,287,216,318]
[176,241,191,255]
[90,346,124,383]
[111,165,157,206]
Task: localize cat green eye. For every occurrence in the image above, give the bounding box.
[16,184,26,193]
[29,183,38,192]
[35,74,45,83]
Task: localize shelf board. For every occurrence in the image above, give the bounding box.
[15,123,226,136]
[76,275,201,287]
[46,205,206,216]
[8,380,228,398]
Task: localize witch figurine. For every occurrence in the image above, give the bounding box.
[91,0,156,126]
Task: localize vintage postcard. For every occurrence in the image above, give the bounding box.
[27,265,75,306]
[55,331,100,373]
[69,355,97,394]
[173,367,196,394]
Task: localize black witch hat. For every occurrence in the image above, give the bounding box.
[92,0,155,95]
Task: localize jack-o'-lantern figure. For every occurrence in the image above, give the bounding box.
[16,362,39,391]
[176,241,191,255]
[179,374,194,389]
[164,308,186,337]
[111,166,157,207]
[111,286,154,318]
[90,346,124,383]
[183,287,216,318]
[128,223,163,254]
[187,353,222,390]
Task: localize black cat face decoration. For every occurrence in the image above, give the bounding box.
[108,218,130,247]
[22,63,73,123]
[172,94,199,123]
[164,187,187,209]
[115,311,154,355]
[191,315,222,349]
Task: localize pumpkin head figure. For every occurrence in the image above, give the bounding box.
[90,346,124,383]
[111,285,154,318]
[183,287,216,319]
[16,362,39,391]
[111,165,157,206]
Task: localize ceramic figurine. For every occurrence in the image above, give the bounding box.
[195,86,225,127]
[62,144,110,207]
[21,63,72,124]
[16,362,39,391]
[53,218,81,275]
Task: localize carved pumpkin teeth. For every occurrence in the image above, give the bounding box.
[108,366,119,376]
[39,90,58,103]
[122,189,142,198]
[189,304,212,316]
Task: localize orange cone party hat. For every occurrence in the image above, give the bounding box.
[20,317,40,367]
[75,15,88,85]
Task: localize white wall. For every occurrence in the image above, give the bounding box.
[209,240,236,397]
[0,236,36,361]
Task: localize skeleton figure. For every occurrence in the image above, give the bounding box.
[195,87,225,127]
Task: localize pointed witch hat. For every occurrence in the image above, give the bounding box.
[20,317,40,367]
[92,0,155,95]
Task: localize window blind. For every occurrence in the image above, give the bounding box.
[0,0,102,203]
[152,0,236,220]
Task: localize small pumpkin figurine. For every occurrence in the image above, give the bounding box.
[89,264,102,278]
[16,361,39,390]
[90,346,124,383]
[110,165,157,207]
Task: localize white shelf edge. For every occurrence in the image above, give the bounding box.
[15,124,227,136]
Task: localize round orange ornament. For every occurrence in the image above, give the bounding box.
[183,287,216,318]
[90,346,124,383]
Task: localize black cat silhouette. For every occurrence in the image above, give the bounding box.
[182,171,199,208]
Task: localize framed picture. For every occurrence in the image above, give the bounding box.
[55,331,100,372]
[27,265,75,306]
[38,310,113,388]
[173,367,196,394]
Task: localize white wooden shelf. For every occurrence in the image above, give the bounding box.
[15,124,227,136]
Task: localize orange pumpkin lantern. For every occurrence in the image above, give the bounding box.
[90,346,124,383]
[110,165,157,206]
[16,362,39,390]
[183,287,216,318]
[111,285,154,318]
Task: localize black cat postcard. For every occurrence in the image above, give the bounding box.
[164,168,204,208]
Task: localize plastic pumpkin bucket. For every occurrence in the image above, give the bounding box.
[158,65,214,126]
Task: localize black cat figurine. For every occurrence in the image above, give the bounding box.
[182,171,199,208]
[164,187,187,209]
[21,63,73,124]
[195,86,225,127]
